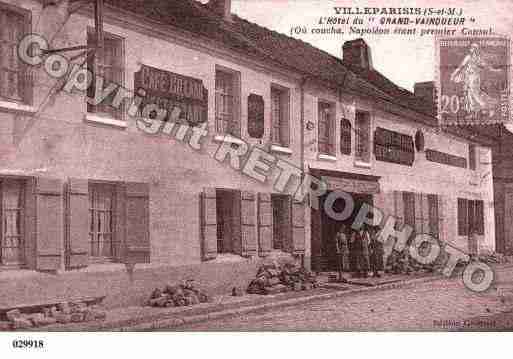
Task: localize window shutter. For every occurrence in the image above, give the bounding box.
[201,188,218,260]
[231,190,242,255]
[427,194,439,238]
[258,193,272,257]
[438,195,446,242]
[408,192,419,233]
[113,184,125,262]
[247,94,264,139]
[393,191,404,227]
[291,198,305,255]
[24,178,36,270]
[420,193,430,236]
[65,178,89,269]
[458,198,468,236]
[476,200,484,235]
[34,177,63,271]
[123,182,150,264]
[281,94,290,147]
[240,191,257,257]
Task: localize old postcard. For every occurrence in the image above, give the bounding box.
[1,0,513,349]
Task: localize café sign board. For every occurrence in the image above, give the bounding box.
[134,64,208,125]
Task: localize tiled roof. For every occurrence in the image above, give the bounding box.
[103,0,434,118]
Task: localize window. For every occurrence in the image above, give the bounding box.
[215,69,240,136]
[458,198,484,236]
[87,30,124,119]
[475,200,484,235]
[89,183,116,259]
[373,127,415,166]
[247,94,264,139]
[271,194,291,250]
[0,4,31,104]
[271,87,290,147]
[458,198,468,236]
[318,102,335,155]
[340,118,351,155]
[427,194,439,238]
[469,144,476,171]
[403,192,415,228]
[216,189,240,254]
[355,111,371,162]
[0,179,25,267]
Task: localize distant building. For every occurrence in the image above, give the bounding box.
[0,0,495,308]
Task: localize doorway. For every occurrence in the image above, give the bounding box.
[314,191,373,272]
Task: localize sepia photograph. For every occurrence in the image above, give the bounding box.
[0,0,512,356]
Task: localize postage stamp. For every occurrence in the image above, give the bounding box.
[437,36,511,126]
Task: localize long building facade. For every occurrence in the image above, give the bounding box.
[0,0,496,308]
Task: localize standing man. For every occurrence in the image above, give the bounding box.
[369,225,384,278]
[335,224,349,283]
[352,225,371,278]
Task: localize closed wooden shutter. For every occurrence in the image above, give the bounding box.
[34,178,63,271]
[201,188,218,260]
[231,190,242,255]
[291,199,305,254]
[123,182,150,264]
[65,178,89,269]
[258,193,272,257]
[240,191,256,257]
[438,195,447,242]
[113,184,125,262]
[427,194,439,238]
[393,191,404,227]
[421,193,430,236]
[458,198,468,236]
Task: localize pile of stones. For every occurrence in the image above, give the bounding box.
[0,302,107,331]
[246,263,318,295]
[148,280,211,308]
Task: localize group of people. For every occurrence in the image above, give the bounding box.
[334,224,384,282]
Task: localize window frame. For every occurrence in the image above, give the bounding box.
[271,194,292,250]
[88,182,117,262]
[355,110,371,162]
[457,198,484,236]
[318,101,335,155]
[0,177,26,268]
[215,67,241,137]
[427,194,439,238]
[340,118,352,155]
[86,28,125,120]
[215,188,241,255]
[270,85,290,147]
[0,2,32,105]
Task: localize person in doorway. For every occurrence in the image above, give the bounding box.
[351,224,371,278]
[334,224,350,283]
[369,225,384,278]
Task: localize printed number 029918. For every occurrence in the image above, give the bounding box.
[12,339,44,349]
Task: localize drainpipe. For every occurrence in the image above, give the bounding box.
[299,76,307,269]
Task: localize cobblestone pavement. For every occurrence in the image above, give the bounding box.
[178,266,513,331]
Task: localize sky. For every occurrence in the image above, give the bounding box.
[220,0,513,92]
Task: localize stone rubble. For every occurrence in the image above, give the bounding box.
[246,263,318,295]
[0,302,107,331]
[147,279,211,308]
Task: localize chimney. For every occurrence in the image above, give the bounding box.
[342,39,373,70]
[209,0,232,22]
[414,81,438,116]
